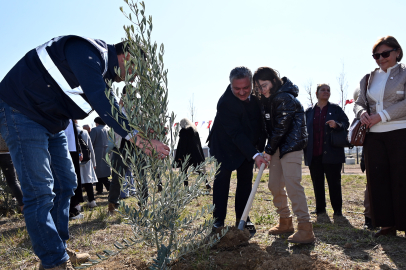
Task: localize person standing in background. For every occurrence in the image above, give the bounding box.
[64,120,85,220]
[75,121,98,208]
[354,36,406,237]
[90,117,111,195]
[304,83,349,217]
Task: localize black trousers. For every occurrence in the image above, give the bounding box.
[364,129,406,230]
[82,183,95,202]
[0,153,23,206]
[309,155,342,214]
[213,159,254,226]
[96,177,110,193]
[69,151,83,215]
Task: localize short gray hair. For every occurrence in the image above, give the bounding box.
[229,66,252,84]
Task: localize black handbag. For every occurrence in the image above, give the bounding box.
[331,128,353,148]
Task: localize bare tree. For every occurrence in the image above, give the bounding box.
[188,93,196,122]
[337,62,349,109]
[304,79,315,107]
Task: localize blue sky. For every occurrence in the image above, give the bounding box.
[1,0,405,144]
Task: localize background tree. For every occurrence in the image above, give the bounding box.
[304,79,315,107]
[337,62,348,110]
[188,93,196,122]
[106,1,221,269]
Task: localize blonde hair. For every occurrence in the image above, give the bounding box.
[179,118,197,131]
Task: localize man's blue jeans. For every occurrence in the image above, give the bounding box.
[0,99,76,268]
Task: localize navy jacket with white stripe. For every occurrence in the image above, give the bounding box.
[0,35,131,138]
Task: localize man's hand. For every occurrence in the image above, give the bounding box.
[133,135,170,159]
[264,153,272,162]
[255,155,268,169]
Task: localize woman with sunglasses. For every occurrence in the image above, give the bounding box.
[303,84,349,218]
[253,67,315,244]
[354,36,406,237]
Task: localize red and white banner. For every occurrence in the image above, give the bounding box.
[207,120,213,129]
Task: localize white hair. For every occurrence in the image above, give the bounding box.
[179,118,196,131]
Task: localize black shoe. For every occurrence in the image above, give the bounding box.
[333,212,343,217]
[205,183,212,190]
[245,221,256,236]
[311,210,326,215]
[364,216,376,230]
[212,221,224,233]
[96,191,103,195]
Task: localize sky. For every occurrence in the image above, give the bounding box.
[1,0,406,145]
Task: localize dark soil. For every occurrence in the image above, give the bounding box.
[172,227,339,270]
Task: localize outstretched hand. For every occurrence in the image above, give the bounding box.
[133,135,170,159]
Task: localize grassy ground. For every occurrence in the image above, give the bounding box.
[1,167,406,269]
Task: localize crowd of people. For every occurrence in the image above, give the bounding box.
[0,34,405,269]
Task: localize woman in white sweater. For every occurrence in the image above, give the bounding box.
[354,36,406,238]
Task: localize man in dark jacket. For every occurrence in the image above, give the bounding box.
[207,66,267,233]
[253,67,314,244]
[0,35,169,269]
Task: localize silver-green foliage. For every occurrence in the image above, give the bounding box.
[106,1,220,269]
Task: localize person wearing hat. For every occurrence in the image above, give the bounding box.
[0,35,169,269]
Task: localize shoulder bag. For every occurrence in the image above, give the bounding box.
[348,74,370,146]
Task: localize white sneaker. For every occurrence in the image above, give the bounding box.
[87,200,97,208]
[75,204,82,212]
[70,213,84,220]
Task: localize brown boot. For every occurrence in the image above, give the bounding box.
[108,203,117,216]
[268,217,294,235]
[66,248,90,265]
[287,222,315,244]
[39,260,74,270]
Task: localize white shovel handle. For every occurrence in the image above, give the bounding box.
[240,163,266,223]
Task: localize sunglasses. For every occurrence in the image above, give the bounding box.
[372,48,397,60]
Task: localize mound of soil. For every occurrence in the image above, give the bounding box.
[173,226,339,270]
[214,226,251,249]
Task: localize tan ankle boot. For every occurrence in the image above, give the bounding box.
[66,248,90,265]
[268,217,294,235]
[108,203,117,216]
[39,260,74,270]
[287,222,315,244]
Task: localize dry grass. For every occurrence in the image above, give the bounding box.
[1,168,406,269]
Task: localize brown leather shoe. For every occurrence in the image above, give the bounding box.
[268,217,294,235]
[287,222,316,244]
[374,227,396,238]
[108,203,117,216]
[66,248,90,265]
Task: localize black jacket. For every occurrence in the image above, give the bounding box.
[207,85,265,171]
[303,102,349,166]
[175,127,205,168]
[262,77,307,158]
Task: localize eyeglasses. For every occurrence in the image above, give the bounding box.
[372,48,397,60]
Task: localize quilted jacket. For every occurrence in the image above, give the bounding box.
[262,77,308,158]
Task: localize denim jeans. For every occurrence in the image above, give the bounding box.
[0,99,76,268]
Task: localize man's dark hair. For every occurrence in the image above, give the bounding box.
[253,67,283,97]
[114,41,147,60]
[94,117,106,125]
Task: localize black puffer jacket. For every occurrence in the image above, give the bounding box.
[262,77,308,158]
